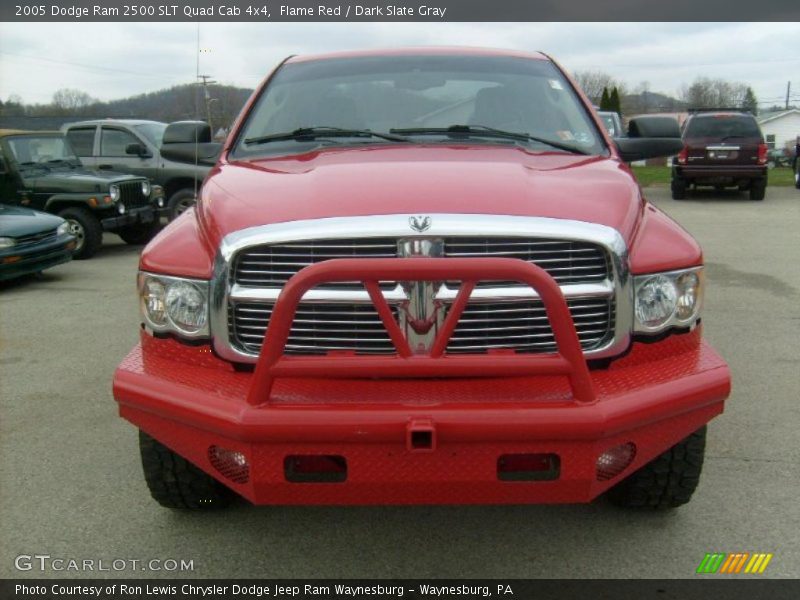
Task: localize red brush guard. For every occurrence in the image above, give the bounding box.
[114,258,731,505]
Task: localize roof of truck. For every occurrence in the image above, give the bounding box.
[288,46,549,64]
[63,119,166,127]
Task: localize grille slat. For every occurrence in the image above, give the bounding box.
[118,181,148,209]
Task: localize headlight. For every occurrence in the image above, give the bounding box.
[138,272,209,338]
[165,281,207,334]
[109,185,120,202]
[141,180,151,197]
[57,222,70,236]
[633,267,703,334]
[0,237,15,248]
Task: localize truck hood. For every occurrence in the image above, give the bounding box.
[199,145,643,247]
[21,165,143,194]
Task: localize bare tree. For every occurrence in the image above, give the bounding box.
[52,88,97,114]
[680,77,748,109]
[572,71,625,104]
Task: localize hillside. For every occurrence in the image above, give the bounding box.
[0,83,254,131]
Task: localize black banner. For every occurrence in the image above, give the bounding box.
[3,0,800,22]
[3,580,800,600]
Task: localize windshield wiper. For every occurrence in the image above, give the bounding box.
[390,125,588,155]
[245,126,409,145]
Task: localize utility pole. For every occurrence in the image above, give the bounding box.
[198,74,217,132]
[786,81,792,110]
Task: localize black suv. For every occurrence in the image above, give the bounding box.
[672,110,768,201]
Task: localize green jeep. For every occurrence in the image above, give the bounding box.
[0,130,166,259]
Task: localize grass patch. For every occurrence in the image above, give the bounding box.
[630,166,671,187]
[631,165,796,187]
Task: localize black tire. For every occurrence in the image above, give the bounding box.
[167,188,197,220]
[58,206,102,260]
[117,221,160,245]
[671,177,687,200]
[139,430,234,510]
[749,178,766,201]
[606,426,707,510]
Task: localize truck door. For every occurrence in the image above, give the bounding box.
[65,126,99,169]
[98,126,157,177]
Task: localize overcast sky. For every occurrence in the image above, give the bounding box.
[0,22,798,106]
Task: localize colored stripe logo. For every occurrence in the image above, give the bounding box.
[696,553,773,574]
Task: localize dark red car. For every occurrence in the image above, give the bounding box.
[113,48,730,510]
[672,110,769,200]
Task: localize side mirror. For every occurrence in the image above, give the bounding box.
[161,121,221,166]
[614,116,684,162]
[125,143,150,157]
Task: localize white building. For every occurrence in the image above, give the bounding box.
[757,109,800,151]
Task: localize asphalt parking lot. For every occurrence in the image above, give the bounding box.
[1,185,798,579]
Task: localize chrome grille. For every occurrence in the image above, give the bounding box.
[233,238,398,289]
[229,298,613,356]
[215,215,630,364]
[444,238,608,286]
[230,302,397,355]
[232,236,610,288]
[446,298,614,353]
[14,229,57,246]
[118,181,148,209]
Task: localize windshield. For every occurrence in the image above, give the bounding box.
[233,54,605,157]
[134,122,167,146]
[6,135,80,165]
[684,115,761,139]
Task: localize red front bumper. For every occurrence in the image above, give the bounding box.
[114,258,730,505]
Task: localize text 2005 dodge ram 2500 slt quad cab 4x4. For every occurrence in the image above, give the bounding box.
[113,48,731,510]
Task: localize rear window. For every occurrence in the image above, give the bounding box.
[684,115,761,139]
[66,127,95,156]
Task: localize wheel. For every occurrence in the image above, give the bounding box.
[749,178,766,201]
[606,426,707,509]
[167,188,197,220]
[58,206,102,260]
[139,430,234,509]
[671,177,687,200]
[117,221,160,245]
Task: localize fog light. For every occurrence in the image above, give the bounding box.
[157,197,165,208]
[596,442,636,481]
[208,446,249,484]
[117,203,126,215]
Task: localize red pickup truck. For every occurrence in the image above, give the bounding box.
[113,48,731,510]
